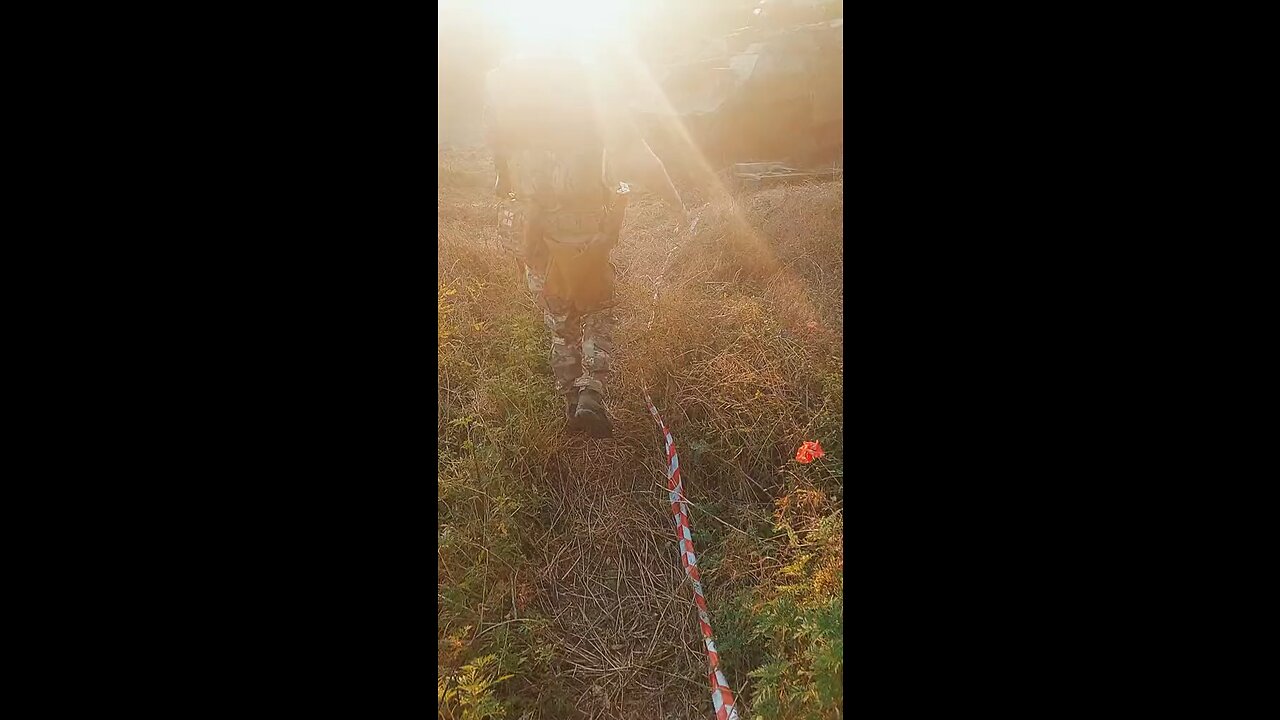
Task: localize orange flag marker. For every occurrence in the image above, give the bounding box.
[795,441,825,464]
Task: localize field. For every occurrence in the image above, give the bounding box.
[438,147,844,719]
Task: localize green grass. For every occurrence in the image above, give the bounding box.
[439,265,559,719]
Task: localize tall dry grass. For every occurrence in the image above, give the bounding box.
[439,150,842,719]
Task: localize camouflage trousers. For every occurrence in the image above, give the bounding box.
[524,264,614,397]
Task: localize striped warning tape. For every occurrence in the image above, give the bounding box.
[643,390,740,720]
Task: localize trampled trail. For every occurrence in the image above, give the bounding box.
[512,199,724,719]
[521,436,712,719]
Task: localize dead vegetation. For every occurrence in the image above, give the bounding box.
[439,148,842,719]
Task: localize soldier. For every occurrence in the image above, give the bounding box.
[484,50,688,438]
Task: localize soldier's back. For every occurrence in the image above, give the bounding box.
[485,56,611,213]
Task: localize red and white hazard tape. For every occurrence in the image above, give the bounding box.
[643,390,740,720]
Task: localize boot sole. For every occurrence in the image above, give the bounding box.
[572,407,613,439]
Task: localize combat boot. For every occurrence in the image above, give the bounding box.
[572,388,612,439]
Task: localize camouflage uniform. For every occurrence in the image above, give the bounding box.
[525,261,615,397]
[497,190,618,399]
[484,55,684,430]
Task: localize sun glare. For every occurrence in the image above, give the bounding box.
[480,0,630,57]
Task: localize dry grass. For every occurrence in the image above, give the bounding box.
[439,148,843,719]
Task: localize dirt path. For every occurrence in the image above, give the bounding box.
[523,436,707,719]
[518,199,717,719]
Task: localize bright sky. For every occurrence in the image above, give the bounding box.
[444,0,632,58]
